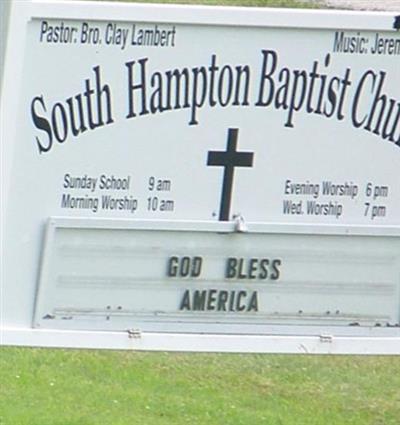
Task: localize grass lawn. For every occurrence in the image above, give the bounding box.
[1,347,400,425]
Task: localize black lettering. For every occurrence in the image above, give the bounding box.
[285,69,307,128]
[337,69,351,120]
[189,66,208,125]
[225,257,237,279]
[228,291,235,311]
[208,55,218,107]
[191,257,203,278]
[247,291,258,312]
[193,290,207,310]
[258,259,269,280]
[324,76,340,118]
[352,70,375,128]
[83,78,97,130]
[306,62,319,113]
[256,49,277,107]
[51,102,68,143]
[207,289,217,310]
[179,290,191,310]
[248,258,258,279]
[218,65,233,107]
[93,65,114,127]
[126,58,149,119]
[314,56,329,116]
[217,291,228,311]
[233,65,251,106]
[236,290,247,311]
[150,71,164,113]
[165,68,190,110]
[167,256,203,278]
[66,94,87,137]
[31,95,53,153]
[275,68,290,110]
[180,257,190,277]
[365,71,387,134]
[271,259,281,280]
[167,256,178,277]
[238,259,247,279]
[382,100,400,144]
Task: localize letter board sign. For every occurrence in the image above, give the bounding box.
[1,0,399,354]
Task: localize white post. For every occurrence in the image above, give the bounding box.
[0,0,13,99]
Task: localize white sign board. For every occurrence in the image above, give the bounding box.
[1,0,400,354]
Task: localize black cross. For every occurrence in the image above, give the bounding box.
[207,128,254,221]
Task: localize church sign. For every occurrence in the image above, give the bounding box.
[1,0,399,353]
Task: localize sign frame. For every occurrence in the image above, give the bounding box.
[1,0,399,354]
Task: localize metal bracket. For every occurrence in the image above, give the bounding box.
[127,329,142,339]
[233,214,248,233]
[319,334,333,343]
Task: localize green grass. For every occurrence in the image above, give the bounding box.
[93,0,321,8]
[1,348,400,425]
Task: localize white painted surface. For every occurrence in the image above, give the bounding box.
[33,218,400,335]
[4,328,400,355]
[0,0,12,98]
[1,1,399,353]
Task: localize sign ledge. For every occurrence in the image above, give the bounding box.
[48,216,400,237]
[2,328,400,355]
